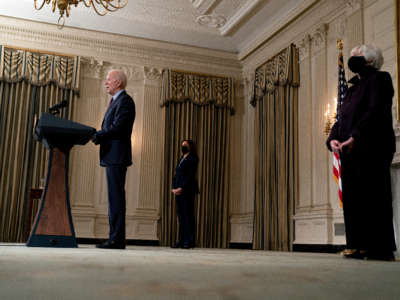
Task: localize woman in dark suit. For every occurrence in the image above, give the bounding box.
[172,139,199,249]
[327,45,396,261]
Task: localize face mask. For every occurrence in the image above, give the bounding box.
[182,146,189,154]
[348,56,367,74]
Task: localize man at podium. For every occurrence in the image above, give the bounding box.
[92,69,136,249]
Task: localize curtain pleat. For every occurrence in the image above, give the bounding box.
[0,46,79,242]
[252,45,299,251]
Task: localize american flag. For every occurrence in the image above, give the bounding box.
[333,43,347,208]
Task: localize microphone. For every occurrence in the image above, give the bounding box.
[49,100,69,114]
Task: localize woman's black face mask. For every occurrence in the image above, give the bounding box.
[182,146,189,154]
[348,56,367,74]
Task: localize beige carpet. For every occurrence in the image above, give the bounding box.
[0,244,399,300]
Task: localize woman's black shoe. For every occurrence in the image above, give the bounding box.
[343,249,367,260]
[171,242,183,248]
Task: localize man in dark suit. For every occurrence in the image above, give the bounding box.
[93,69,135,249]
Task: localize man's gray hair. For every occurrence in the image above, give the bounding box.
[109,69,127,89]
[350,45,384,70]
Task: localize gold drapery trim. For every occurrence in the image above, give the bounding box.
[0,46,80,95]
[161,69,235,114]
[251,44,299,106]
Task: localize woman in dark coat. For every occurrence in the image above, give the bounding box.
[327,45,396,261]
[172,139,199,249]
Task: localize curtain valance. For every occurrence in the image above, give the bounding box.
[0,46,80,95]
[161,69,235,114]
[251,44,299,106]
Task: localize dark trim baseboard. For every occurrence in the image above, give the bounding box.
[76,239,345,253]
[293,244,346,253]
[229,243,253,249]
[76,238,159,247]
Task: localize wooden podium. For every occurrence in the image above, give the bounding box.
[27,113,95,247]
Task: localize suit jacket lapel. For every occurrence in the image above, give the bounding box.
[102,91,126,127]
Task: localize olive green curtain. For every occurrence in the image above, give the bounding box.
[160,70,233,248]
[0,46,80,242]
[251,44,299,251]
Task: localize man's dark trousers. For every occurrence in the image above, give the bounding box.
[106,165,127,244]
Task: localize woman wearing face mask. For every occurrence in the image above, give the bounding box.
[171,139,199,249]
[326,45,396,261]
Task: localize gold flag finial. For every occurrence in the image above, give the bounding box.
[337,39,344,51]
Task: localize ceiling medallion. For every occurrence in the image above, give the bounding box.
[196,14,226,28]
[33,0,128,28]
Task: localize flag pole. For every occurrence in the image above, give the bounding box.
[333,39,346,209]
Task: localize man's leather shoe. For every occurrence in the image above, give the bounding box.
[96,240,126,249]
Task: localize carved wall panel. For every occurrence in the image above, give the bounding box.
[296,34,313,212]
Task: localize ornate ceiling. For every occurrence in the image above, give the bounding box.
[0,0,318,55]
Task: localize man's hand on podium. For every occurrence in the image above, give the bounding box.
[92,133,100,145]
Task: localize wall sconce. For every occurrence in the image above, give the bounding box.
[324,97,337,136]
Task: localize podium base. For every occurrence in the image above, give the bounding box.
[27,234,78,248]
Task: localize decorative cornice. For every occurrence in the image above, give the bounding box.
[243,73,255,104]
[80,58,105,79]
[81,59,144,81]
[119,65,145,81]
[311,23,329,54]
[144,67,163,81]
[297,34,311,62]
[334,15,347,40]
[345,0,362,15]
[0,18,241,78]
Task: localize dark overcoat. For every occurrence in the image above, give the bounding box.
[327,67,396,252]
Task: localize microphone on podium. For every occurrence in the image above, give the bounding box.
[49,100,69,115]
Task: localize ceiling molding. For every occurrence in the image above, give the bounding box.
[0,0,322,54]
[219,0,264,36]
[238,0,320,60]
[0,16,242,78]
[191,0,221,15]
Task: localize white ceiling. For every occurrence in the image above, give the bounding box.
[0,0,314,54]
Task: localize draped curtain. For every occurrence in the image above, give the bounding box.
[251,44,299,251]
[0,46,80,242]
[160,70,234,248]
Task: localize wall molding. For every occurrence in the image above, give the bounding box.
[0,16,241,78]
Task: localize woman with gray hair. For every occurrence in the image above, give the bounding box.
[326,45,396,261]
